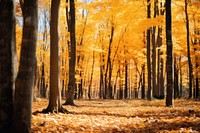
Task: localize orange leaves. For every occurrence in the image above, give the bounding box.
[32,99,200,132]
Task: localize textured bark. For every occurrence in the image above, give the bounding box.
[13,0,38,132]
[166,0,173,107]
[0,0,16,132]
[64,0,76,105]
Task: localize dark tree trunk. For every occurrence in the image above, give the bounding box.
[156,26,163,98]
[166,0,173,107]
[124,60,128,99]
[78,75,83,99]
[152,26,157,98]
[160,58,164,98]
[185,0,193,99]
[147,0,152,101]
[0,0,16,132]
[13,0,38,132]
[179,56,183,98]
[40,62,47,98]
[174,56,179,99]
[99,65,104,99]
[64,0,76,105]
[141,64,146,99]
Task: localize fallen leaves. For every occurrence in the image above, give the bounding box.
[31,99,200,133]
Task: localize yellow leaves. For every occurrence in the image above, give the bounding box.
[32,99,200,132]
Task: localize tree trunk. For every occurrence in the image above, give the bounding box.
[88,51,95,99]
[124,61,128,99]
[152,26,157,98]
[0,0,16,132]
[166,0,173,107]
[174,56,179,99]
[64,0,76,105]
[179,56,183,98]
[185,0,193,99]
[160,58,164,98]
[44,0,67,113]
[147,0,152,101]
[193,20,199,99]
[141,64,146,99]
[13,0,38,132]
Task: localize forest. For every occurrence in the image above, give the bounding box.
[0,0,200,132]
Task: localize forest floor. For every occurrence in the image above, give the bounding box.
[32,99,200,133]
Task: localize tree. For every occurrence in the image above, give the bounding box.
[13,0,38,132]
[147,0,152,101]
[166,0,173,107]
[88,51,95,99]
[0,0,16,132]
[185,0,193,99]
[43,0,68,113]
[64,0,77,105]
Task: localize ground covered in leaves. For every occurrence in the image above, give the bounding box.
[32,99,200,133]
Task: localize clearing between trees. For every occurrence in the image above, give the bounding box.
[32,99,200,133]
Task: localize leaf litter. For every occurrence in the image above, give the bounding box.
[32,99,200,133]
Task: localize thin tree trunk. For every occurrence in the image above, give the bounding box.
[152,26,157,98]
[166,0,173,107]
[0,0,16,132]
[185,0,193,99]
[141,64,146,99]
[124,61,128,99]
[174,56,179,99]
[64,0,76,105]
[179,56,183,98]
[147,0,152,101]
[160,58,164,98]
[104,24,114,99]
[88,51,95,99]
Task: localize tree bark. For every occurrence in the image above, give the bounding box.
[0,0,16,132]
[64,0,77,105]
[43,0,67,113]
[13,0,38,132]
[147,0,152,101]
[166,0,173,107]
